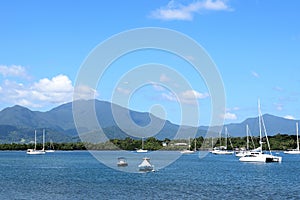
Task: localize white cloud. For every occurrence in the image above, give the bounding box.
[73,84,98,101]
[33,74,73,93]
[161,89,209,105]
[151,82,165,91]
[0,74,80,108]
[160,74,171,83]
[0,65,29,78]
[284,115,295,120]
[222,112,237,120]
[274,103,283,111]
[116,87,131,95]
[162,92,178,102]
[181,90,209,99]
[150,0,231,21]
[273,86,283,92]
[251,71,259,78]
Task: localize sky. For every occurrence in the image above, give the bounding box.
[0,0,300,126]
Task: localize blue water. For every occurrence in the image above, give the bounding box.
[0,151,300,200]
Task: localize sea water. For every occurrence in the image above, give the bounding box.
[0,151,299,200]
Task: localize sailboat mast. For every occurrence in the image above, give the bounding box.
[219,131,222,148]
[225,127,228,149]
[258,99,263,153]
[142,137,144,150]
[296,122,299,151]
[34,130,37,150]
[246,124,249,150]
[42,129,45,151]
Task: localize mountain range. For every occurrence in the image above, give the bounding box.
[0,99,298,143]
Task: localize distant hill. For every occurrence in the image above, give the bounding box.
[209,114,299,137]
[0,100,206,143]
[0,99,298,143]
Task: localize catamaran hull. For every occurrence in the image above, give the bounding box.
[239,154,282,163]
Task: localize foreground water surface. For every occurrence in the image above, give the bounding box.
[0,151,299,199]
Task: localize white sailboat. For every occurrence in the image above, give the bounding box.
[284,122,300,154]
[211,127,234,155]
[138,157,154,172]
[180,137,195,154]
[27,130,46,155]
[45,139,55,153]
[239,100,282,162]
[136,137,148,153]
[236,125,256,157]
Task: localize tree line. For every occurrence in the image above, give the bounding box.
[0,134,298,151]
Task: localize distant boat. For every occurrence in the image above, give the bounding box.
[236,125,256,157]
[284,122,300,154]
[180,137,195,154]
[117,157,128,167]
[211,127,234,155]
[138,157,154,172]
[27,130,46,155]
[45,139,55,153]
[136,137,148,153]
[239,100,282,163]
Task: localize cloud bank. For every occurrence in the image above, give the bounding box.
[150,0,231,21]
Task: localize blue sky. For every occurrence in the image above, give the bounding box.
[0,0,300,126]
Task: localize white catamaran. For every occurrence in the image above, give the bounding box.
[284,122,300,154]
[239,100,282,162]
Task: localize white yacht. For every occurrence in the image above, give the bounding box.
[45,139,55,153]
[27,130,46,155]
[239,100,282,163]
[180,137,195,154]
[236,125,256,157]
[284,122,300,154]
[136,137,148,153]
[211,127,234,155]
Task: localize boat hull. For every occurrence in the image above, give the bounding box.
[136,149,148,153]
[211,150,234,155]
[283,150,300,154]
[27,150,45,155]
[180,150,194,154]
[239,154,282,163]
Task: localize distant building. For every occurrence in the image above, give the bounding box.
[174,143,188,146]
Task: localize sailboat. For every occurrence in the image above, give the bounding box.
[236,125,257,157]
[211,127,234,155]
[45,139,55,153]
[180,137,195,154]
[136,137,148,153]
[27,130,46,155]
[284,122,300,154]
[239,100,282,162]
[138,157,154,172]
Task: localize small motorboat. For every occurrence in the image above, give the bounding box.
[117,157,128,167]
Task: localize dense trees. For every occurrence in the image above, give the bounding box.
[0,134,298,151]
